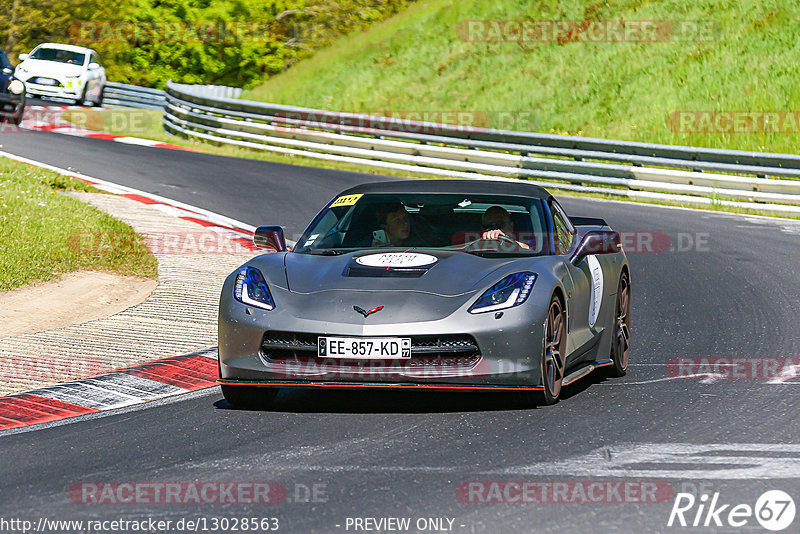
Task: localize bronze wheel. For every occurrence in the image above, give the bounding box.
[541,297,566,404]
[605,272,631,377]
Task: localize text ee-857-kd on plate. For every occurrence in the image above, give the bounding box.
[318,337,411,359]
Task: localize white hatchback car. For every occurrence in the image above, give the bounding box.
[15,43,106,106]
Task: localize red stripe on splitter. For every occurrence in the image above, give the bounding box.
[0,394,98,430]
[122,355,218,390]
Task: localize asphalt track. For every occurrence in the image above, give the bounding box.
[1,124,800,533]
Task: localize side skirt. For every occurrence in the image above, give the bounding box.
[562,359,614,387]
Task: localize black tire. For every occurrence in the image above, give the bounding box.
[603,272,631,378]
[535,296,567,406]
[11,112,23,125]
[94,86,104,107]
[75,86,87,106]
[221,385,279,409]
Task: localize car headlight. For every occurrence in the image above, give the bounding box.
[233,266,275,310]
[468,272,537,314]
[8,80,25,95]
[16,66,28,74]
[65,74,81,79]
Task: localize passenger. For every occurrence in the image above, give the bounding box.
[372,202,412,247]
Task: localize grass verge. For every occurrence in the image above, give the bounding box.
[244,0,800,155]
[0,157,158,292]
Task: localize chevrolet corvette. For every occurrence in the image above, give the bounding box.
[218,179,630,407]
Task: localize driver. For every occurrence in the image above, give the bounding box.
[481,206,531,249]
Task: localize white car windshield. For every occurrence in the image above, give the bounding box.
[30,48,86,65]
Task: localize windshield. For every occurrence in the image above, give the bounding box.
[30,48,86,65]
[0,51,10,70]
[294,192,550,256]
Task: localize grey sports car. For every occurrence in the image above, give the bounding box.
[218,179,630,407]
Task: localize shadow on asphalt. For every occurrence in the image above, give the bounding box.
[212,374,607,414]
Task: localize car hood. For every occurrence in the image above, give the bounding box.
[17,59,84,78]
[283,249,525,297]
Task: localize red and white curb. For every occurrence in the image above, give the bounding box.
[16,105,198,152]
[0,349,219,431]
[0,150,264,250]
[0,151,287,430]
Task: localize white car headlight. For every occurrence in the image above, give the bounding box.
[16,66,28,74]
[65,74,81,79]
[8,80,25,95]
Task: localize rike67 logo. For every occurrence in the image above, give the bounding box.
[668,490,796,531]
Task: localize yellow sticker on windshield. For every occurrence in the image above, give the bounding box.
[330,194,363,208]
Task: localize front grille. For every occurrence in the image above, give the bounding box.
[32,77,62,87]
[260,331,480,367]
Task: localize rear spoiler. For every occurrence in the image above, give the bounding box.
[570,216,609,227]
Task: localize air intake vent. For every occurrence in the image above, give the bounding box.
[346,265,428,278]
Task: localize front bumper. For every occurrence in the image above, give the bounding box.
[218,279,550,388]
[20,78,81,99]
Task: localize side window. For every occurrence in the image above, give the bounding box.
[551,202,575,255]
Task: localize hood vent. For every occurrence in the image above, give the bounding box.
[346,264,429,278]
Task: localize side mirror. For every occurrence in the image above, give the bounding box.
[18,53,29,62]
[570,230,620,266]
[253,226,286,252]
[88,62,100,70]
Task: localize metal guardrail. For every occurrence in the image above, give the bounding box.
[162,81,800,217]
[104,82,241,110]
[104,82,166,110]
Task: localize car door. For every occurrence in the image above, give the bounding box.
[550,199,601,364]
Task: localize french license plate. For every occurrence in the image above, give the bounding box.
[318,337,411,359]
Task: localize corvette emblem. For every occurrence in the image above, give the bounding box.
[354,305,384,318]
